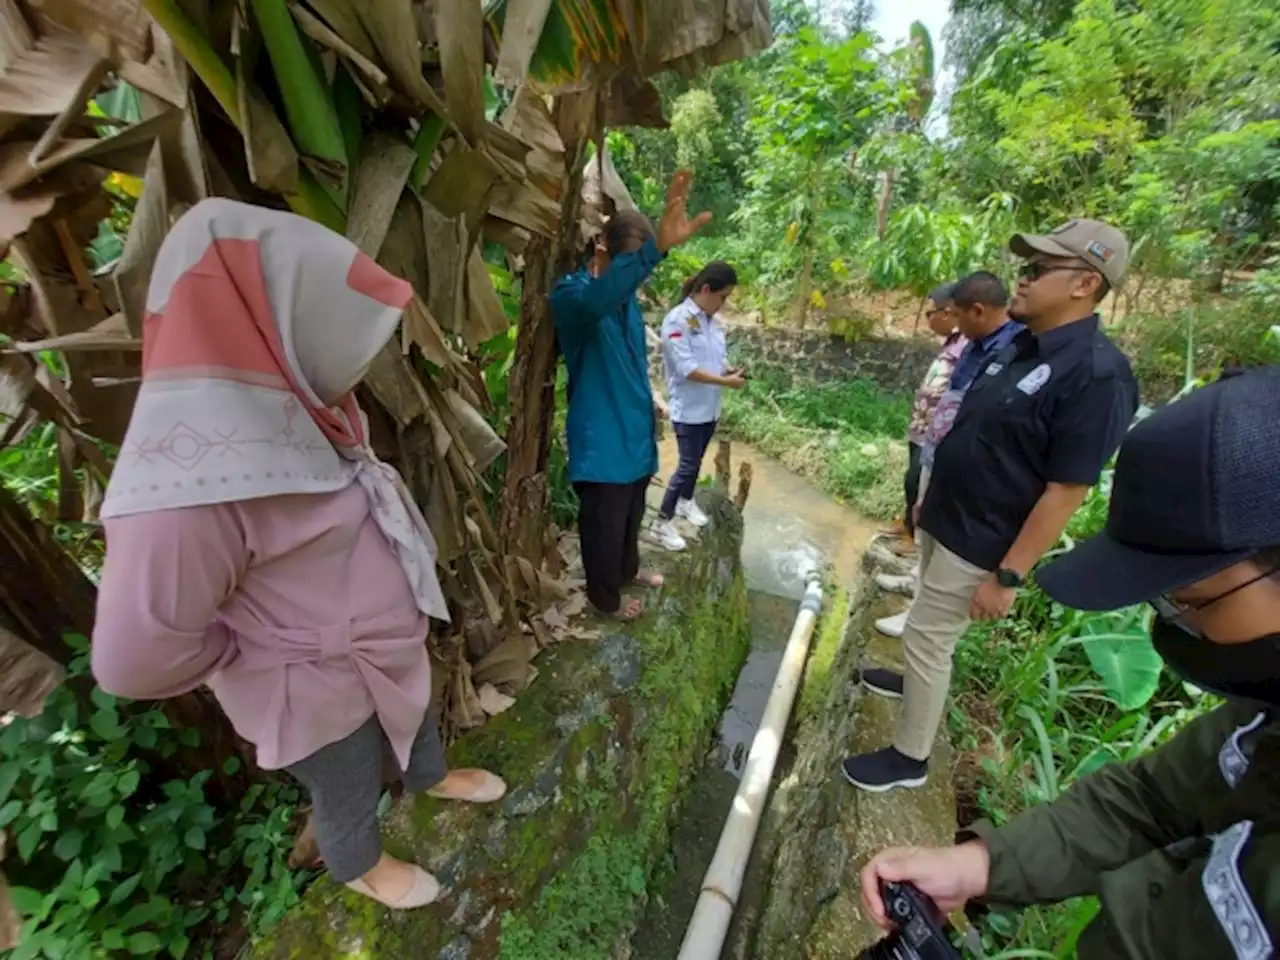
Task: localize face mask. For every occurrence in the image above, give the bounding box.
[1150,617,1280,706]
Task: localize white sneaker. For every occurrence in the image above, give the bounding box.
[675,497,710,528]
[649,520,688,552]
[874,573,916,597]
[875,611,908,638]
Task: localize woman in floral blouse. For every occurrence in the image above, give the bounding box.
[889,283,967,552]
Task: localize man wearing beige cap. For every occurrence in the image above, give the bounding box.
[844,219,1139,792]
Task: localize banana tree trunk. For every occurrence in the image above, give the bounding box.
[499,95,595,562]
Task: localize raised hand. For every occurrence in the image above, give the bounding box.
[656,170,713,253]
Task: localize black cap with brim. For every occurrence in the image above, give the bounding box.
[1035,532,1251,612]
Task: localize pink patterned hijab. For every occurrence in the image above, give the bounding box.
[101,198,449,621]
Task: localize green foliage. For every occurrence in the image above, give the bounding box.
[719,365,911,519]
[1,641,307,960]
[863,193,1018,296]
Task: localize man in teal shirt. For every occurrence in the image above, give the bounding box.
[550,171,710,618]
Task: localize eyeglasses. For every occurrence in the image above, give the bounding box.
[1151,566,1279,637]
[1018,262,1093,283]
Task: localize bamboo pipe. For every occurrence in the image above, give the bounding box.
[676,578,825,959]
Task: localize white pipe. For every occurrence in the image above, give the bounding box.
[677,578,825,960]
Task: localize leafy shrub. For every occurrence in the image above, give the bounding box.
[1,638,306,960]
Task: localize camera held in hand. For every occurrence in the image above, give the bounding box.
[857,881,963,960]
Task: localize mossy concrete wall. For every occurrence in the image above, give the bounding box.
[739,547,956,959]
[251,493,750,960]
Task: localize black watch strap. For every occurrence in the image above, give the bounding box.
[996,567,1024,588]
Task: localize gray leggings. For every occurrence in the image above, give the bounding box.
[287,711,448,882]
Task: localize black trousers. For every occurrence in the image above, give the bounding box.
[904,441,923,535]
[574,476,650,614]
[659,420,718,519]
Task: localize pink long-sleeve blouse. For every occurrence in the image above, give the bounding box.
[92,485,432,771]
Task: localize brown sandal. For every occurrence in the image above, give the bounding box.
[632,569,664,589]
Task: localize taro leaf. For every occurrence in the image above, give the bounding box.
[1077,610,1164,711]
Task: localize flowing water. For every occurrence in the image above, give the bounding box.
[633,437,878,958]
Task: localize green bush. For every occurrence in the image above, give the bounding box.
[1,638,306,960]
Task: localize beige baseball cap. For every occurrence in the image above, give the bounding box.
[1010,218,1130,288]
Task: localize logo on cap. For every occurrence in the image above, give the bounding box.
[1087,240,1114,263]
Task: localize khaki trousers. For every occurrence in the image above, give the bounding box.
[895,531,989,761]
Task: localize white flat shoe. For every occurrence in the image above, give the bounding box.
[875,611,908,638]
[427,770,507,804]
[346,865,440,909]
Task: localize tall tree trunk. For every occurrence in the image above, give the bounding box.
[499,93,596,562]
[875,167,896,240]
[0,485,255,797]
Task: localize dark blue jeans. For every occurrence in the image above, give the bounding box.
[659,420,718,519]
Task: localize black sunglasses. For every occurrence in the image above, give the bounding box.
[1018,262,1093,283]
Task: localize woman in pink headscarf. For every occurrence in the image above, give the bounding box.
[92,198,503,910]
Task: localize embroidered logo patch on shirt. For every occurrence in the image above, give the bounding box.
[1016,363,1052,395]
[985,363,1003,376]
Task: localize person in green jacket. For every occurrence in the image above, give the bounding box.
[550,171,711,619]
[860,365,1280,959]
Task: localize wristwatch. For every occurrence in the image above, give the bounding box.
[996,567,1024,588]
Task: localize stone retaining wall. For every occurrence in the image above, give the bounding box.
[728,327,938,396]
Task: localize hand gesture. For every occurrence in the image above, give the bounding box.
[656,170,713,252]
[587,240,608,278]
[859,844,989,931]
[721,373,747,389]
[969,574,1016,621]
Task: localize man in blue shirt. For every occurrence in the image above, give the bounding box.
[550,171,710,619]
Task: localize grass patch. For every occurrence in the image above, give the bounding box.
[720,362,911,520]
[793,585,852,736]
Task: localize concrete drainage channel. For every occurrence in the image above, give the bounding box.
[634,538,959,960]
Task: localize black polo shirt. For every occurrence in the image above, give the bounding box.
[920,314,1138,571]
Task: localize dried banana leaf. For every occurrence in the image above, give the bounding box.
[422,141,504,226]
[0,25,107,144]
[345,131,415,258]
[363,341,427,424]
[424,456,465,563]
[447,657,487,731]
[487,178,559,239]
[0,624,64,718]
[290,2,389,99]
[421,198,466,334]
[26,0,154,65]
[2,312,136,353]
[462,248,510,350]
[0,109,181,192]
[443,386,505,472]
[235,13,300,193]
[354,0,450,121]
[434,0,485,146]
[471,633,534,692]
[401,295,452,369]
[493,0,553,91]
[301,0,378,63]
[377,191,429,299]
